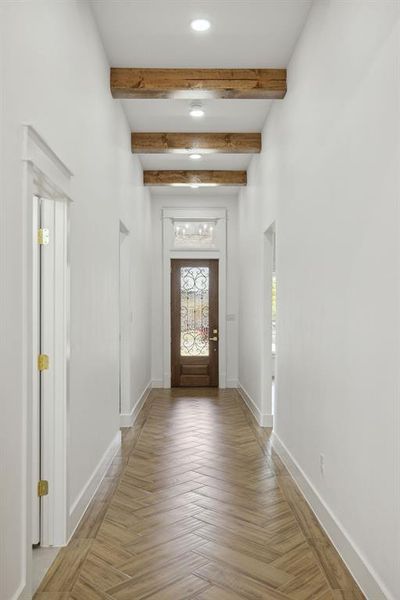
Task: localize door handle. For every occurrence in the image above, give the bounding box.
[209,336,218,341]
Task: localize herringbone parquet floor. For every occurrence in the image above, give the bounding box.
[35,389,364,600]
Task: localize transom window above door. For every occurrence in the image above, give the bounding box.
[173,220,216,248]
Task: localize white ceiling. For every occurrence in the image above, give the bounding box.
[91,1,312,69]
[140,153,252,170]
[90,0,312,195]
[120,99,273,133]
[149,186,242,197]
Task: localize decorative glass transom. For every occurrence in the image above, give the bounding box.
[174,221,216,248]
[180,267,209,356]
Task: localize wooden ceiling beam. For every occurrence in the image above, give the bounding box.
[131,132,261,154]
[143,170,247,186]
[111,68,286,100]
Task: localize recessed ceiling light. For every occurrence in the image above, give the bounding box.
[191,19,211,32]
[189,104,204,118]
[189,153,202,160]
[191,184,200,189]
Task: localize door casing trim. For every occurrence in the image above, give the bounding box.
[22,125,72,597]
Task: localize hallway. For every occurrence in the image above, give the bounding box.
[36,389,363,600]
[1,2,399,599]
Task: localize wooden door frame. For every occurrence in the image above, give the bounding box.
[23,125,72,566]
[171,259,219,387]
[161,208,227,389]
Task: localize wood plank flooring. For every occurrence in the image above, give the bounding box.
[35,389,364,600]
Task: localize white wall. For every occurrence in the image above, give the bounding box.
[0,2,151,598]
[238,1,400,598]
[151,195,239,388]
[117,157,152,425]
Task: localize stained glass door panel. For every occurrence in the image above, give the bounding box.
[171,260,218,387]
[180,266,209,357]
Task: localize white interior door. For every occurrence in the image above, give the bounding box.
[119,224,131,417]
[40,198,55,544]
[32,196,55,546]
[32,195,41,545]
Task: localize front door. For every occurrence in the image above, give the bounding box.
[171,259,218,387]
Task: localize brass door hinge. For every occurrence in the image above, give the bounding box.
[38,354,49,371]
[37,480,49,497]
[38,228,49,245]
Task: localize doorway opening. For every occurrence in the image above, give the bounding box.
[119,221,131,418]
[171,259,219,387]
[271,229,277,415]
[262,223,276,425]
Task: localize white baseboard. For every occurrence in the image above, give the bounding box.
[151,379,164,389]
[238,384,273,427]
[272,432,393,600]
[120,382,152,427]
[68,430,121,539]
[14,579,29,600]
